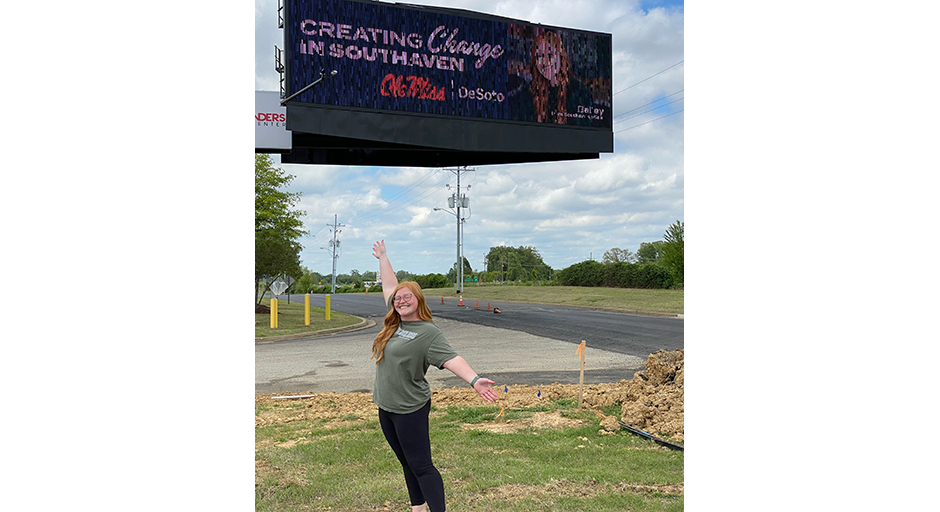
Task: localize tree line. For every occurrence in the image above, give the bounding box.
[256,155,683,302]
[288,222,683,294]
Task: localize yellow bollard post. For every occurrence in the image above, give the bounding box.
[325,294,331,321]
[270,298,278,329]
[304,294,310,325]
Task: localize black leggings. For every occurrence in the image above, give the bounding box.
[378,401,445,511]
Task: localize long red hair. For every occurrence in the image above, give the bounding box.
[529,30,570,123]
[372,282,433,364]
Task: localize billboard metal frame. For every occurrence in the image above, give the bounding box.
[279,0,613,166]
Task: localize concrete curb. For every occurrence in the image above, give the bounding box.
[255,317,377,344]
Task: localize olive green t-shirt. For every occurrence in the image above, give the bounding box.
[373,314,459,414]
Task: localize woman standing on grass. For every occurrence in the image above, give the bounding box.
[371,240,498,512]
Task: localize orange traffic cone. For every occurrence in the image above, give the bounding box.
[475,299,479,308]
[441,297,444,304]
[459,296,464,306]
[487,302,491,311]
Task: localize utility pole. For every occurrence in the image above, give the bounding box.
[326,214,345,294]
[434,167,474,294]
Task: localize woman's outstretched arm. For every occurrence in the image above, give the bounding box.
[443,356,498,402]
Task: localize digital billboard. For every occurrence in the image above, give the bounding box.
[280,0,613,166]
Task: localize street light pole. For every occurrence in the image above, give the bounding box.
[321,214,344,294]
[456,168,463,294]
[434,167,474,294]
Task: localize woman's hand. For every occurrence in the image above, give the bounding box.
[372,240,387,260]
[473,377,499,402]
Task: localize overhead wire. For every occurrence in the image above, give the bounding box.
[350,168,440,219]
[615,109,684,134]
[612,60,684,133]
[349,170,452,225]
[613,96,684,125]
[613,60,683,96]
[302,169,446,251]
[613,89,683,120]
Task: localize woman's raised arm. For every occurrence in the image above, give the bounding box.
[372,240,398,304]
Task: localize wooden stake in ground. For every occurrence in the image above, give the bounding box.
[576,340,586,410]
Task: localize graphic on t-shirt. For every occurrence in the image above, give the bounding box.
[395,326,418,340]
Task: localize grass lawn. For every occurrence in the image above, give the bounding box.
[255,298,362,339]
[256,399,683,511]
[421,285,683,316]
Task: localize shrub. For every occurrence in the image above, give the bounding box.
[414,273,449,289]
[556,260,676,289]
[555,260,605,287]
[636,262,674,289]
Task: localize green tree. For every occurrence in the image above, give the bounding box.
[295,273,314,293]
[255,154,307,304]
[602,247,635,264]
[485,245,551,282]
[636,241,664,263]
[661,220,684,286]
[350,269,362,284]
[307,269,326,286]
[486,246,516,281]
[446,257,473,284]
[415,273,449,289]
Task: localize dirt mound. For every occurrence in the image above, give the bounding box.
[255,303,271,314]
[619,349,684,442]
[256,349,684,442]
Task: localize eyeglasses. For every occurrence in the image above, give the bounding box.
[393,294,414,303]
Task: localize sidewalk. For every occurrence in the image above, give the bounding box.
[255,316,646,395]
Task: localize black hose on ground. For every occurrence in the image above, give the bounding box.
[617,421,684,451]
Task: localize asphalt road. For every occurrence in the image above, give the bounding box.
[275,292,684,356]
[257,293,683,395]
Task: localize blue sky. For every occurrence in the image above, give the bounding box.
[255,0,685,277]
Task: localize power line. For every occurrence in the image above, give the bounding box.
[613,96,684,125]
[350,172,451,224]
[614,109,684,134]
[350,169,440,219]
[613,89,684,120]
[614,60,683,96]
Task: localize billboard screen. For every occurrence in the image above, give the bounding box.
[284,0,612,129]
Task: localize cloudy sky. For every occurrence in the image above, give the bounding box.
[255,0,684,278]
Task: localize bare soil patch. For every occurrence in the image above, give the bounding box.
[461,410,586,434]
[256,349,683,442]
[465,478,684,506]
